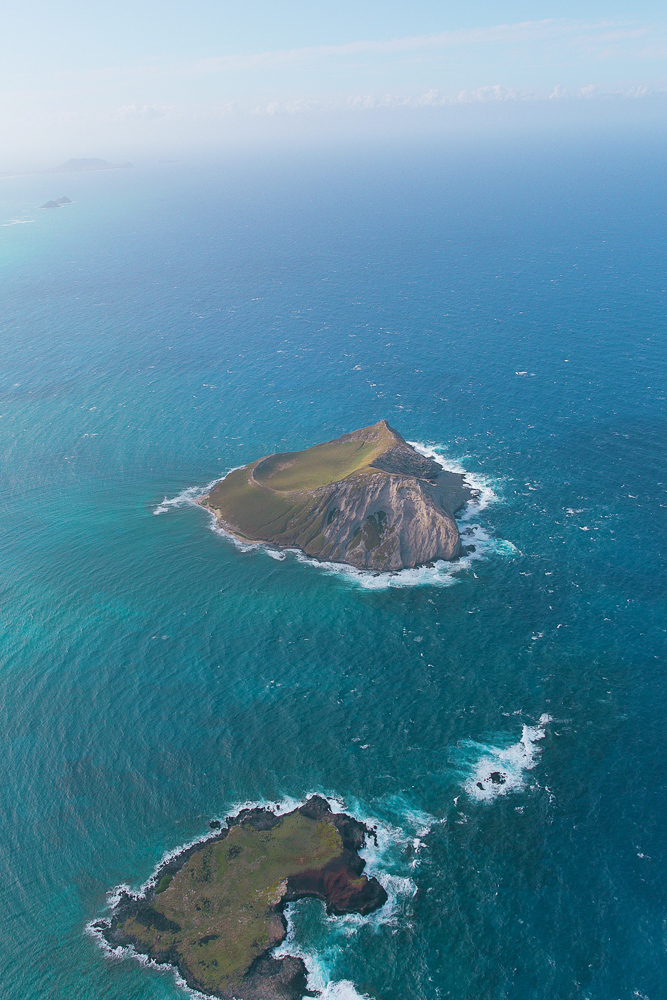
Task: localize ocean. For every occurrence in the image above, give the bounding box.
[0,131,666,1000]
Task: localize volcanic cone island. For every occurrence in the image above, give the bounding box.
[199,420,472,570]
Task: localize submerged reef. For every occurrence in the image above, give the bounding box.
[95,797,387,1000]
[199,420,472,571]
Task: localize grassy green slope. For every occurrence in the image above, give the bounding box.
[254,439,378,491]
[203,423,397,544]
[205,462,309,541]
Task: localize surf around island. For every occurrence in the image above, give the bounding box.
[198,420,474,572]
[93,797,387,1000]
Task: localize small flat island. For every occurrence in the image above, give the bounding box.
[199,420,473,571]
[96,797,387,1000]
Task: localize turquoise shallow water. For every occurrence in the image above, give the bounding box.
[0,135,666,1000]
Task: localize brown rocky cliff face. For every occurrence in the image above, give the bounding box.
[294,468,466,570]
[253,420,473,570]
[284,852,387,915]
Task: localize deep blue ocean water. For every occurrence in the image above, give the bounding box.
[0,133,666,1000]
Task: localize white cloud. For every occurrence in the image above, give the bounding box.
[1,15,666,163]
[183,19,665,76]
[113,102,172,120]
[237,83,667,118]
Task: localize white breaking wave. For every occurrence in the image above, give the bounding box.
[152,479,221,515]
[457,714,552,803]
[274,923,375,1000]
[152,441,513,589]
[408,440,498,517]
[292,521,516,590]
[319,981,373,1000]
[84,923,215,1000]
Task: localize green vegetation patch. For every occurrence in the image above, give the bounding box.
[203,424,397,544]
[253,438,380,491]
[205,462,307,541]
[116,813,343,996]
[155,873,172,894]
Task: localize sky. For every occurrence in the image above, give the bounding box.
[2,0,667,167]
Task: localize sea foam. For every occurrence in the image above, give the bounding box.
[408,440,498,517]
[272,792,436,1000]
[152,479,221,515]
[456,714,553,803]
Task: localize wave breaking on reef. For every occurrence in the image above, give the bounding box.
[455,714,553,803]
[152,441,513,589]
[152,479,222,515]
[408,441,498,518]
[272,793,432,1000]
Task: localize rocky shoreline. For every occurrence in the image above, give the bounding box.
[93,797,387,1000]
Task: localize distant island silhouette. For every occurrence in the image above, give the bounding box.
[48,158,132,173]
[39,196,73,209]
